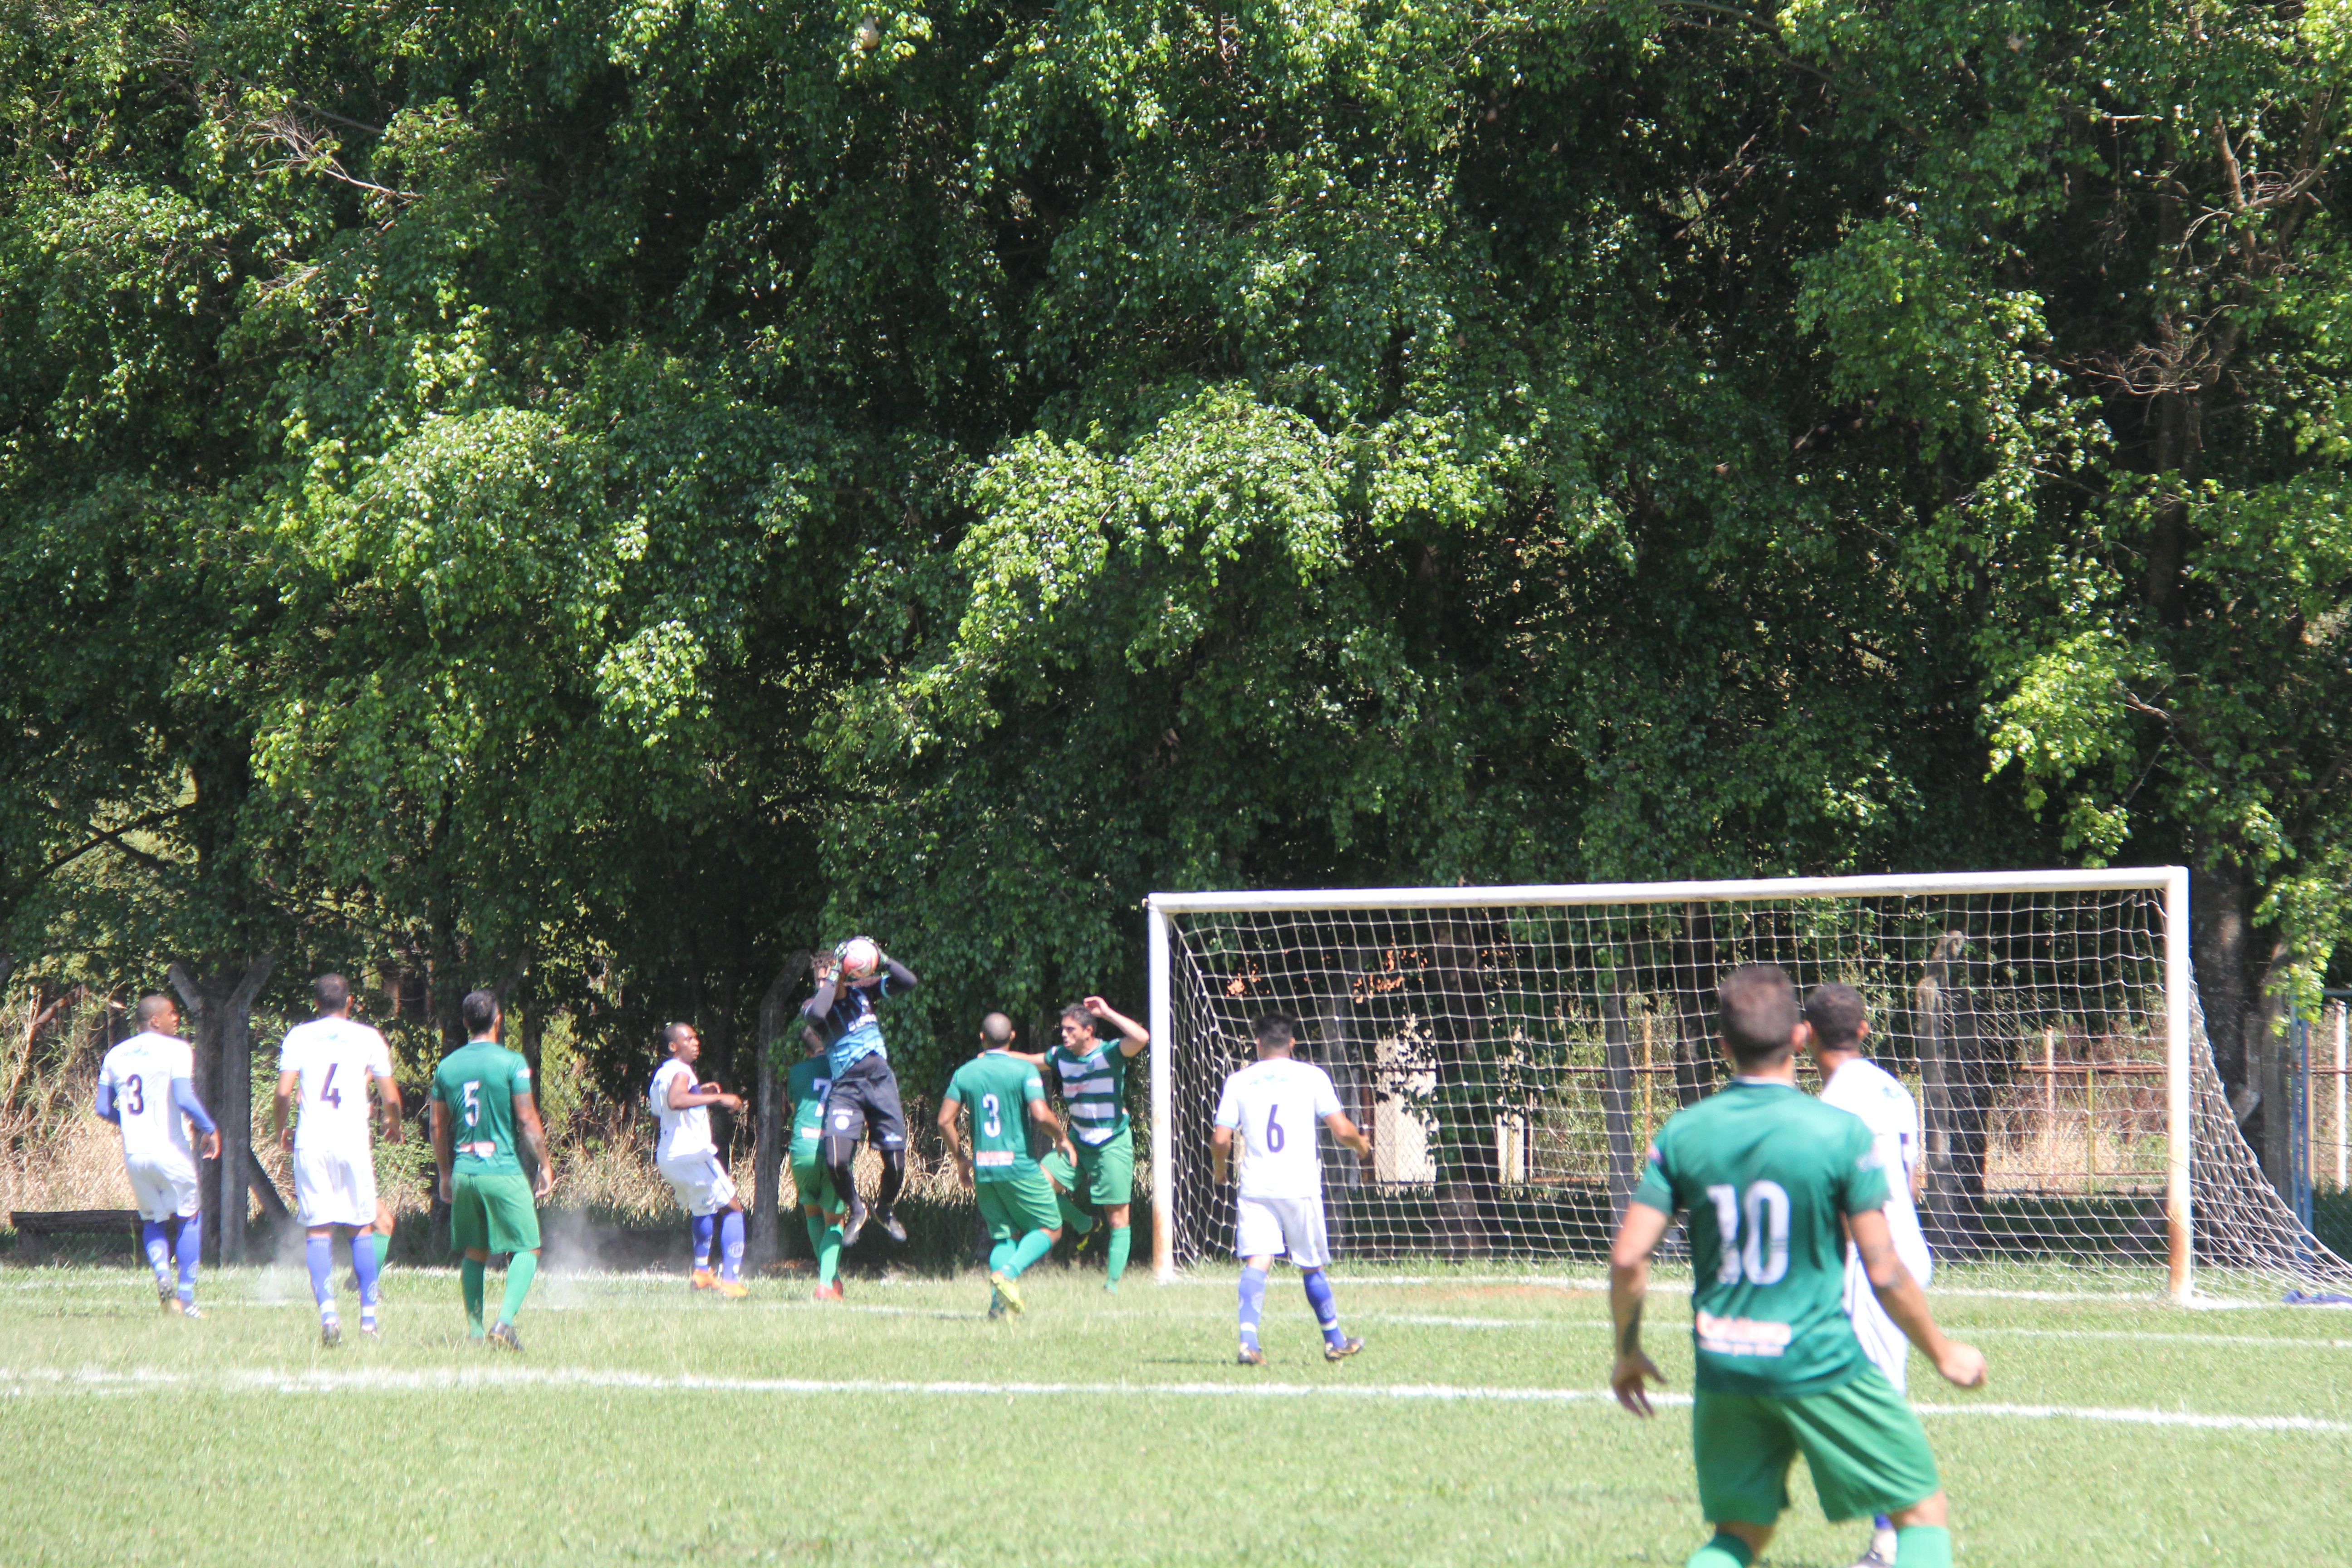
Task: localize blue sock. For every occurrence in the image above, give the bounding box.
[142,1220,171,1284]
[1302,1267,1345,1347]
[351,1231,382,1322]
[173,1216,200,1302]
[720,1210,746,1281]
[1238,1266,1268,1351]
[307,1235,336,1320]
[691,1213,715,1269]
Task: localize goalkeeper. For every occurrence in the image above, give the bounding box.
[1607,964,1986,1568]
[802,937,917,1246]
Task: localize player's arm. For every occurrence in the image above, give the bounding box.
[171,1076,221,1160]
[804,952,843,1017]
[1027,1094,1076,1165]
[515,1089,554,1199]
[935,1091,973,1188]
[666,1073,743,1113]
[1606,1198,1675,1416]
[1210,1123,1235,1184]
[1320,1110,1372,1157]
[374,1070,402,1143]
[271,1067,300,1149]
[1081,995,1149,1057]
[1851,1206,1986,1387]
[95,1075,120,1124]
[876,952,918,994]
[429,1097,456,1202]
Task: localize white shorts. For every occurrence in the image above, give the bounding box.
[1843,1243,1932,1392]
[659,1152,738,1218]
[125,1156,201,1223]
[293,1144,379,1229]
[1234,1193,1330,1269]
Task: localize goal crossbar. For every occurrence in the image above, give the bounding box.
[1147,868,2197,1298]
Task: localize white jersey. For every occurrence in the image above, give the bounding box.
[1214,1057,1343,1202]
[97,1031,199,1168]
[650,1058,715,1164]
[279,1017,393,1157]
[1820,1055,1929,1271]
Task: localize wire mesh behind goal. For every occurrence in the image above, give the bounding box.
[1162,885,2352,1293]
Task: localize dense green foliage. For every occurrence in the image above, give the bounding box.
[3,0,2348,1107]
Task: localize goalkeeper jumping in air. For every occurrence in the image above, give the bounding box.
[802,936,917,1246]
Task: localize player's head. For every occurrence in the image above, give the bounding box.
[135,994,178,1034]
[1718,965,1799,1068]
[1058,1004,1099,1048]
[664,1021,700,1063]
[460,988,500,1040]
[801,1021,827,1057]
[313,972,352,1016]
[980,1012,1015,1049]
[1802,982,1869,1059]
[1253,1013,1297,1058]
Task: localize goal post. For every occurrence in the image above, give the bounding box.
[1147,868,2348,1300]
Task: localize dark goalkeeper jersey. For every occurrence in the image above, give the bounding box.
[1633,1076,1891,1396]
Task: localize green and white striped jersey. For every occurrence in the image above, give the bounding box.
[1050,1041,1131,1147]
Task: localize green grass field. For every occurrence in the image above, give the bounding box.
[2,1258,2346,1567]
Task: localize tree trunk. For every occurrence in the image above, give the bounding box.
[2191,857,2281,1117]
[1914,932,1983,1256]
[1426,922,1494,1259]
[1600,989,1641,1216]
[1672,902,1720,1107]
[170,951,279,1263]
[749,962,801,1270]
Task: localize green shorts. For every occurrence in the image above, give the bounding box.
[449,1169,540,1255]
[975,1168,1063,1242]
[1040,1127,1134,1207]
[1692,1367,1940,1524]
[790,1152,845,1215]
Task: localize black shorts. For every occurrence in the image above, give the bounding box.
[823,1053,906,1152]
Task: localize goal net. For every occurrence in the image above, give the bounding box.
[1145,870,2352,1298]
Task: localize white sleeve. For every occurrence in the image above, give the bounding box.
[1212,1076,1240,1129]
[276,1033,297,1073]
[1311,1068,1341,1118]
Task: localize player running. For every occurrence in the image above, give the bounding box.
[428,990,552,1350]
[271,973,402,1344]
[802,936,917,1247]
[648,1023,749,1298]
[1038,996,1148,1292]
[94,995,218,1317]
[1806,981,1933,1568]
[787,1023,851,1301]
[938,1013,1076,1317]
[1210,1014,1372,1365]
[1608,965,1986,1568]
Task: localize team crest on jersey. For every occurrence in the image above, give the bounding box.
[833,1111,853,1129]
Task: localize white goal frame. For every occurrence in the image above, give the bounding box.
[1147,867,2195,1298]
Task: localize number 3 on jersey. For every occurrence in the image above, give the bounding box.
[980,1093,1002,1138]
[1704,1180,1789,1285]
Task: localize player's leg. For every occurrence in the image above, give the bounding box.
[1284,1199,1357,1359]
[1232,1196,1281,1363]
[373,1198,395,1271]
[1840,1254,1916,1566]
[1042,1150,1093,1245]
[484,1170,544,1348]
[1778,1370,1946,1568]
[989,1170,1062,1313]
[168,1172,203,1314]
[306,1224,343,1342]
[666,1157,718,1287]
[864,1063,909,1242]
[707,1157,747,1292]
[140,1217,174,1305]
[127,1161,179,1311]
[1687,1390,1793,1568]
[1091,1129,1136,1292]
[451,1172,491,1337]
[821,1075,870,1246]
[974,1184,1019,1316]
[350,1216,382,1333]
[794,1152,847,1297]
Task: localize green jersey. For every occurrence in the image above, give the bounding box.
[429,1038,534,1175]
[1633,1077,1889,1396]
[944,1051,1047,1182]
[1050,1040,1131,1146]
[787,1056,831,1157]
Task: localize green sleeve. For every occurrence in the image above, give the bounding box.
[941,1067,965,1106]
[1838,1117,1892,1215]
[1631,1135,1677,1215]
[426,1069,446,1106]
[1020,1070,1044,1104]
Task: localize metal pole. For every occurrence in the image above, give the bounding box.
[2164,866,2194,1302]
[2336,1001,2347,1191]
[1147,898,1176,1284]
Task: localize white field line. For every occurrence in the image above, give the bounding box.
[0,1363,2345,1434]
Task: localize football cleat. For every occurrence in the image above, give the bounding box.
[1847,1540,1897,1568]
[321,1320,343,1348]
[840,1198,869,1249]
[156,1279,177,1311]
[690,1267,718,1291]
[812,1281,845,1303]
[487,1321,522,1353]
[177,1303,203,1320]
[1236,1344,1267,1366]
[987,1289,1009,1321]
[875,1207,907,1245]
[716,1279,750,1299]
[1323,1336,1365,1362]
[988,1269,1025,1315]
[359,1321,381,1339]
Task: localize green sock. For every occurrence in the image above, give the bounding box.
[988,1240,1015,1274]
[1685,1532,1754,1568]
[498,1249,539,1327]
[1057,1196,1093,1234]
[461,1259,486,1336]
[1005,1227,1056,1278]
[806,1214,844,1284]
[1105,1225,1131,1286]
[1894,1525,1951,1568]
[373,1232,392,1269]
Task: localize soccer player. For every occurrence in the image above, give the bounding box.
[1038,995,1148,1292]
[1210,1014,1372,1365]
[428,989,553,1350]
[271,972,402,1344]
[802,937,917,1246]
[1807,981,1933,1568]
[1607,965,1986,1568]
[938,1013,1076,1317]
[94,995,218,1317]
[787,1023,851,1301]
[648,1022,749,1298]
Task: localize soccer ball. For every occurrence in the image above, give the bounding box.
[836,936,881,980]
